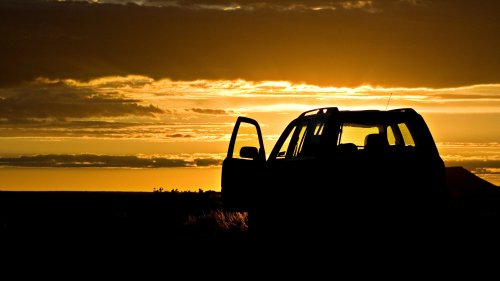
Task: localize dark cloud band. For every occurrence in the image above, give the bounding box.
[0,81,163,120]
[0,154,222,168]
[1,0,500,88]
[445,160,500,171]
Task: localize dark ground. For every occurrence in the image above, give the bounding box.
[1,166,500,263]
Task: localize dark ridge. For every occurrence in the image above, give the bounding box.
[446,166,498,194]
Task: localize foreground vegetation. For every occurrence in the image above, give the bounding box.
[0,189,251,244]
[1,167,499,248]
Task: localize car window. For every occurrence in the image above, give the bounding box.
[338,123,379,147]
[276,126,296,159]
[387,126,396,145]
[398,123,415,146]
[275,119,326,160]
[292,122,308,157]
[338,121,418,150]
[233,122,261,159]
[274,121,308,160]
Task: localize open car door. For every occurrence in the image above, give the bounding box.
[221,117,266,211]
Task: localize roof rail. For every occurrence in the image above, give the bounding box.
[389,108,417,113]
[299,107,339,117]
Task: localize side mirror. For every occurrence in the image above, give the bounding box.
[240,146,259,160]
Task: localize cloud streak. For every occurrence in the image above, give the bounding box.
[188,108,231,115]
[0,121,234,141]
[0,154,223,168]
[0,79,163,121]
[59,0,378,12]
[50,76,500,113]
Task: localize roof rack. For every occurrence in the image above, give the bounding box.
[299,107,339,117]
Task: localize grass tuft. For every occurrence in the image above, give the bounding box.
[185,210,248,233]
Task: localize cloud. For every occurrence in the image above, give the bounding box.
[194,158,224,166]
[446,160,500,170]
[446,160,500,185]
[188,108,231,115]
[0,119,234,140]
[60,0,378,12]
[1,0,500,88]
[52,75,500,105]
[0,79,163,121]
[1,76,500,140]
[441,142,500,179]
[0,154,223,168]
[166,133,193,138]
[473,168,500,175]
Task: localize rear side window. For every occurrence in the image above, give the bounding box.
[387,126,396,145]
[292,123,308,158]
[275,119,326,160]
[398,123,415,146]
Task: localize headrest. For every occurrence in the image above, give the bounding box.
[364,134,388,150]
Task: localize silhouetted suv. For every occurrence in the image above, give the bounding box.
[222,107,446,231]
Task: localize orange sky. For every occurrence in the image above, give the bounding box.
[0,0,499,189]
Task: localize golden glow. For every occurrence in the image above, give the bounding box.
[1,76,500,189]
[0,167,221,192]
[33,76,500,114]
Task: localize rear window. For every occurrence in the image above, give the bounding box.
[338,124,379,147]
[338,121,417,150]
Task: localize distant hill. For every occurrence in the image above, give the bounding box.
[446,166,499,196]
[445,166,500,224]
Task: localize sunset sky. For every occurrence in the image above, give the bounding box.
[0,0,499,190]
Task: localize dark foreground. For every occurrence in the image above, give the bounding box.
[0,190,228,237]
[1,167,500,263]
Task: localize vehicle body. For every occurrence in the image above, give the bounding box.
[221,107,446,231]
